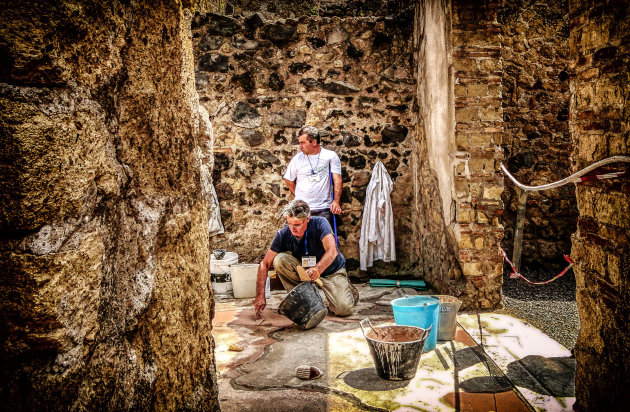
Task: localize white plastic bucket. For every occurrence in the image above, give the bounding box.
[210,251,238,274]
[230,263,259,298]
[211,273,232,298]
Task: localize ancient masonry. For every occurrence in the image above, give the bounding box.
[568,0,630,409]
[195,1,507,309]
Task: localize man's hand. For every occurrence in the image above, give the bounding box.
[254,295,266,319]
[305,266,321,282]
[330,199,342,215]
[254,249,277,319]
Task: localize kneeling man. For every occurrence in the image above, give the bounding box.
[254,200,356,319]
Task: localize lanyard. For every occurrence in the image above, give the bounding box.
[303,229,309,255]
[306,152,320,175]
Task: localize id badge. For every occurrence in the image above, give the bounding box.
[307,174,319,184]
[302,256,316,267]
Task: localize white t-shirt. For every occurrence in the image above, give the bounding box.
[283,148,342,210]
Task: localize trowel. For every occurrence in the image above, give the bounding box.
[296,265,323,287]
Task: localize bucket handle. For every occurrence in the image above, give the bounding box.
[359,318,373,337]
[422,324,433,341]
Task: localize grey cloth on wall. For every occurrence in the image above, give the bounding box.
[359,161,396,270]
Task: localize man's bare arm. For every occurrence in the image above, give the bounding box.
[330,173,342,214]
[254,249,278,317]
[284,178,296,196]
[306,234,338,281]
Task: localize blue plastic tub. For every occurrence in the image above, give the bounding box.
[391,296,439,352]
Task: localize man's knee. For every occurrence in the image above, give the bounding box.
[331,301,353,317]
[273,252,296,270]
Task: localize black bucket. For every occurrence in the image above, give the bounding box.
[278,282,328,330]
[360,319,432,380]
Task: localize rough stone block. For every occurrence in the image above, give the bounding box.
[480,106,502,121]
[456,205,474,223]
[483,185,503,200]
[456,132,470,149]
[462,261,482,276]
[458,234,473,249]
[456,107,480,122]
[468,83,488,97]
[470,133,492,146]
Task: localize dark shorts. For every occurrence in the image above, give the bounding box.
[310,209,339,233]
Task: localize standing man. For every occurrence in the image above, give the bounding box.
[284,125,342,231]
[254,200,357,319]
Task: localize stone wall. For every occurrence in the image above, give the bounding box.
[193,1,418,275]
[499,0,575,271]
[569,0,630,409]
[0,2,219,410]
[412,0,504,309]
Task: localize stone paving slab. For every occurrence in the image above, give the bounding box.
[212,284,546,411]
[458,313,575,412]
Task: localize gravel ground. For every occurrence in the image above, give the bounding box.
[498,266,579,350]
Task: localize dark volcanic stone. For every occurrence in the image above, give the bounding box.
[373,32,392,48]
[244,13,264,37]
[262,20,298,46]
[214,153,232,171]
[231,72,255,93]
[231,102,261,127]
[341,186,352,203]
[386,104,408,112]
[381,124,408,144]
[352,188,366,203]
[268,110,306,128]
[300,78,320,89]
[347,43,364,59]
[346,258,360,271]
[342,132,362,147]
[289,62,312,74]
[385,158,400,172]
[198,53,229,72]
[199,34,223,51]
[320,80,361,95]
[269,183,280,197]
[307,36,326,49]
[207,13,238,37]
[268,72,285,91]
[258,150,280,164]
[349,155,367,169]
[240,129,265,146]
[273,129,288,145]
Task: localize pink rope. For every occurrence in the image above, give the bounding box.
[500,248,574,285]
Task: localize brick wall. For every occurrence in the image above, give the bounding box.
[569,0,630,409]
[452,0,505,308]
[413,0,504,309]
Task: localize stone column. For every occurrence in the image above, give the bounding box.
[413,0,504,309]
[569,0,630,409]
[0,1,219,410]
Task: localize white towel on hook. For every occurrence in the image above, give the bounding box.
[359,161,396,270]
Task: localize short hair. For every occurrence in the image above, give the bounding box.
[283,199,310,220]
[298,125,320,144]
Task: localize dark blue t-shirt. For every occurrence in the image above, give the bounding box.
[270,216,345,276]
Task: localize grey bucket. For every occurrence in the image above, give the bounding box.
[360,319,432,381]
[432,295,462,341]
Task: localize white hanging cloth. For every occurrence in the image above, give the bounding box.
[208,183,224,236]
[359,161,396,270]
